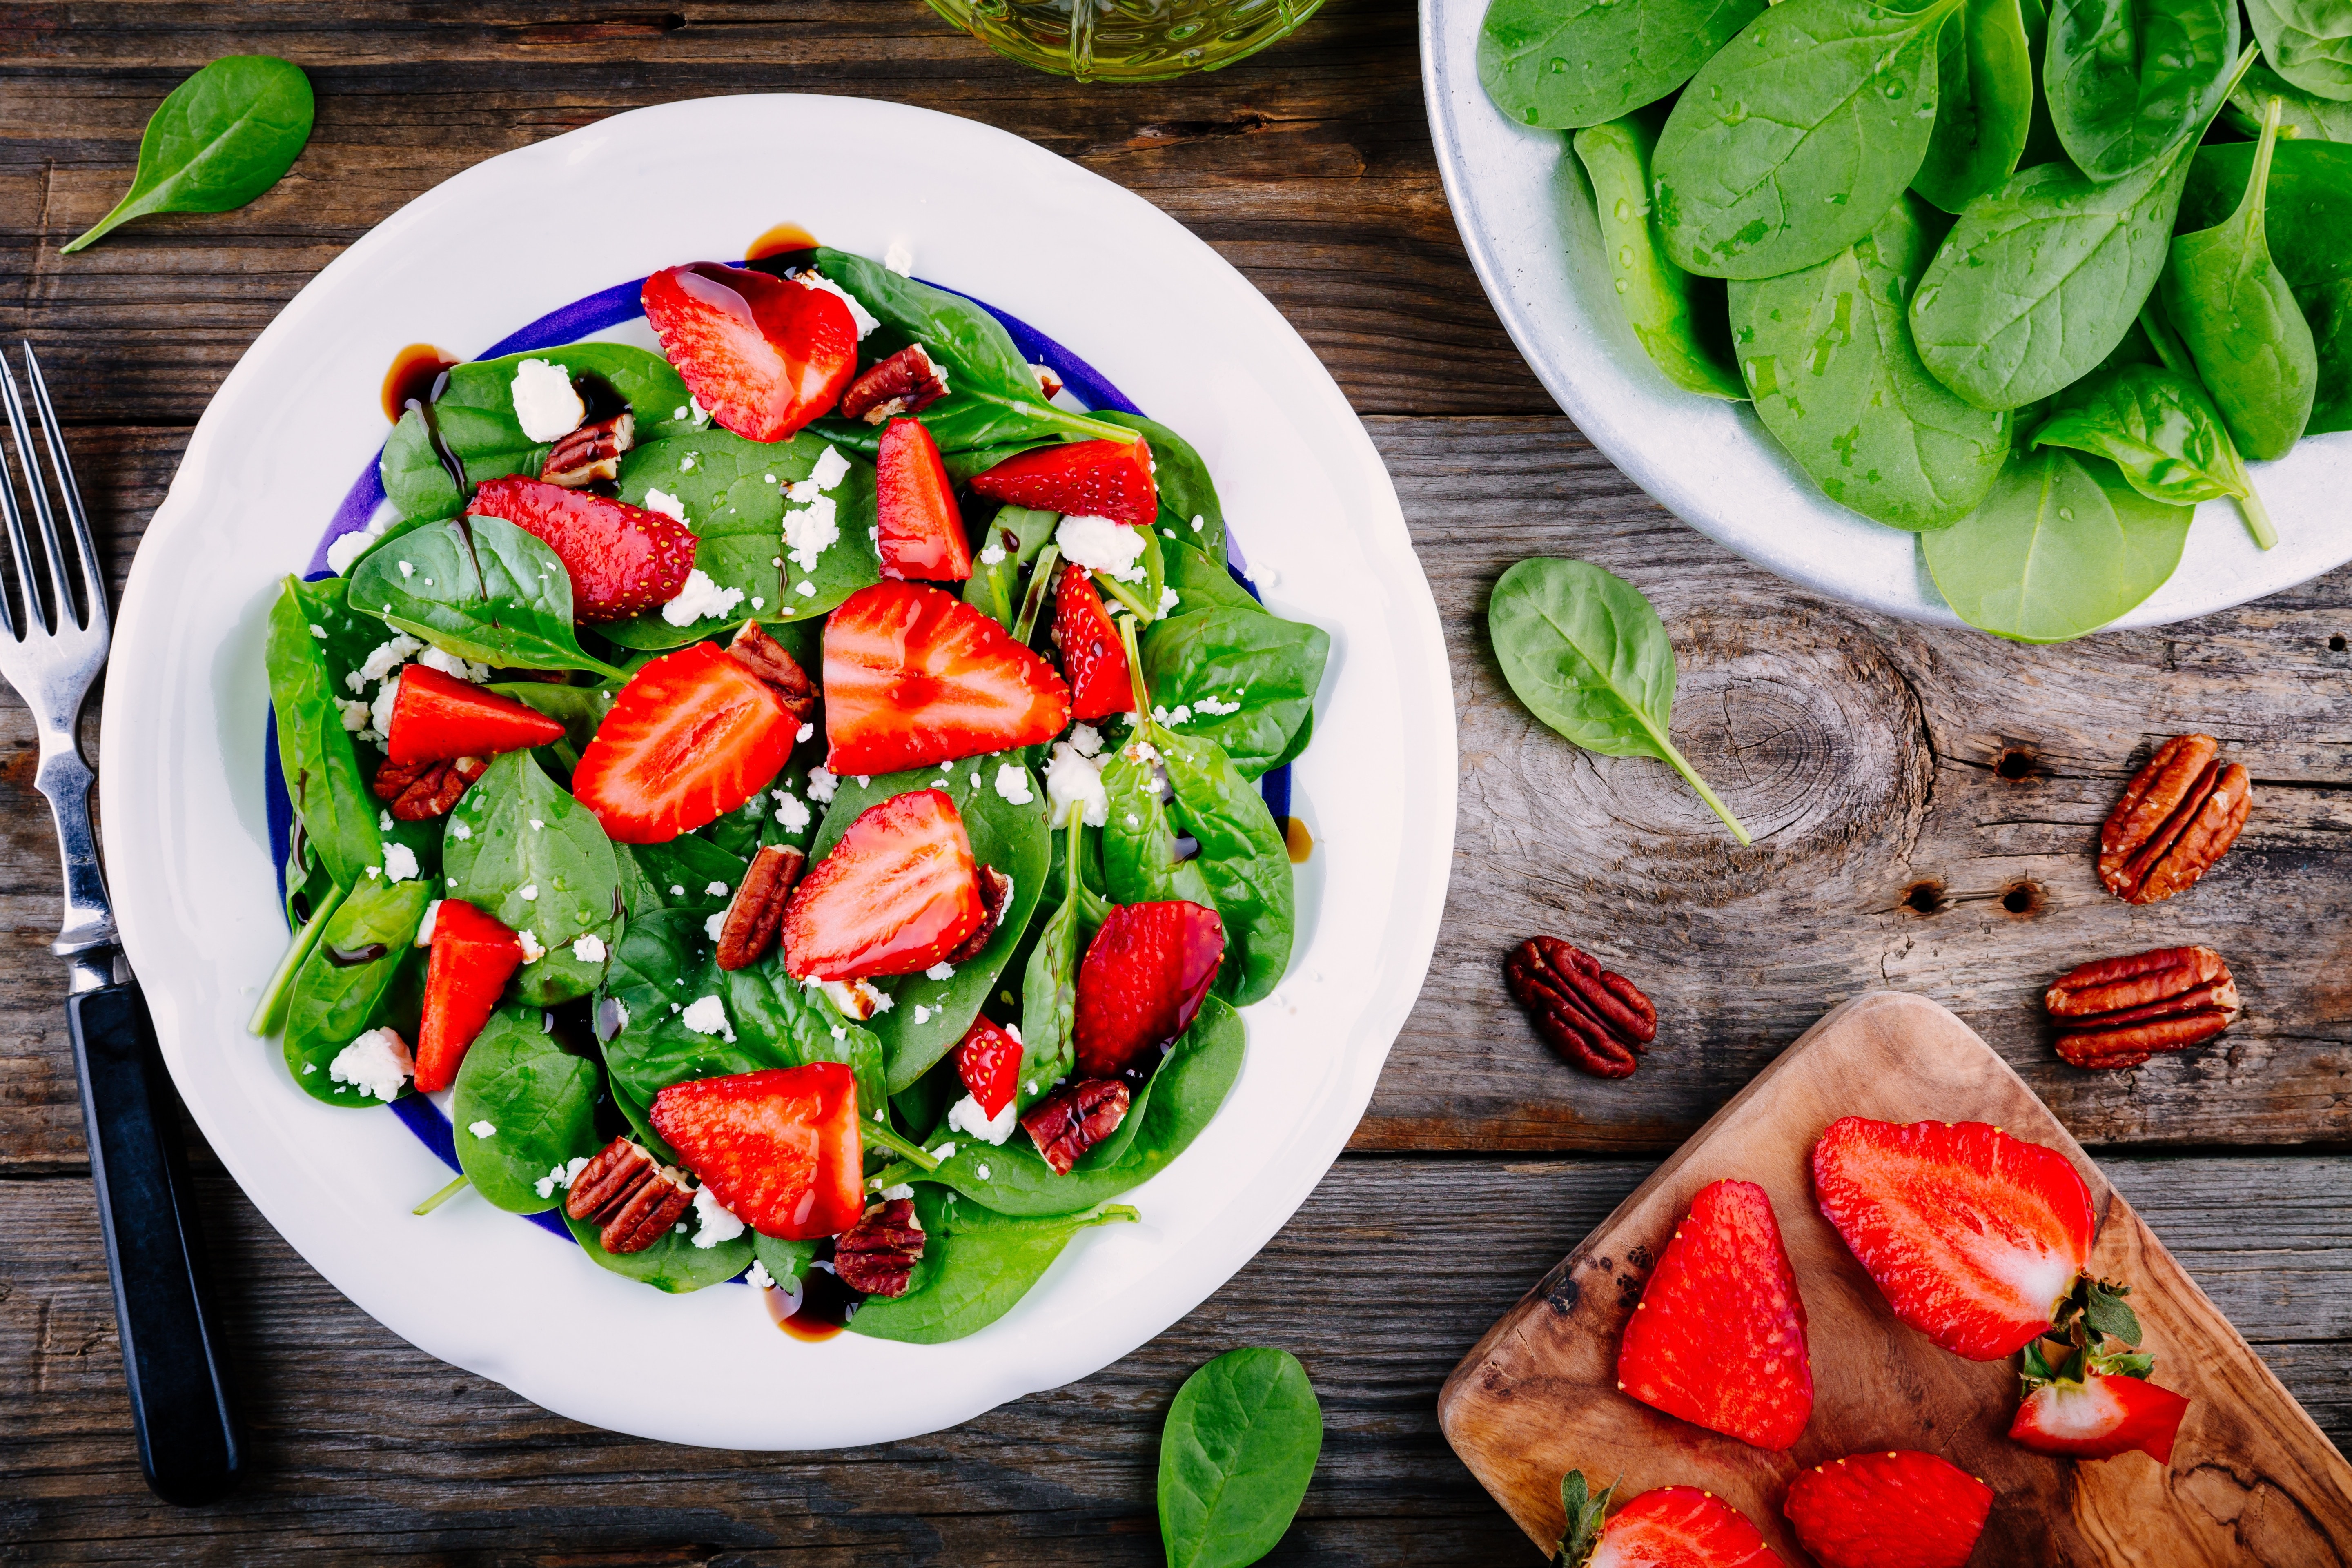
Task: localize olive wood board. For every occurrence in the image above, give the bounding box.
[1437,991,2352,1566]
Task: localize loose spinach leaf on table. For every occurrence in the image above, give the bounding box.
[963,505,1060,631]
[349,514,626,678]
[2031,362,2264,507]
[1096,413,1228,560]
[451,1007,603,1213]
[1477,0,1766,130]
[1158,1347,1324,1568]
[2045,0,2238,180]
[2227,57,2352,137]
[1728,194,2010,531]
[1572,115,1745,401]
[64,56,313,254]
[267,576,384,889]
[1653,0,1964,280]
[2243,0,2352,102]
[283,878,432,1103]
[564,1209,753,1293]
[846,1188,1138,1344]
[1916,0,2036,211]
[443,748,621,955]
[1139,583,1328,782]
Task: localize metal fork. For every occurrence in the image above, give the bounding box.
[0,344,241,1505]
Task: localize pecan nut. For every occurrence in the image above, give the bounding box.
[371,754,487,820]
[837,345,951,424]
[539,410,635,488]
[1022,1079,1131,1175]
[833,1198,926,1297]
[715,843,806,971]
[563,1136,695,1253]
[944,866,1013,964]
[2099,733,2252,904]
[2046,945,2241,1070]
[727,620,816,729]
[1504,936,1657,1079]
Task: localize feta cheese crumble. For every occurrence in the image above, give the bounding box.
[884,238,916,276]
[746,1259,779,1291]
[690,1185,747,1249]
[793,271,881,338]
[661,568,747,626]
[643,488,689,523]
[468,1120,498,1139]
[417,645,490,683]
[1046,741,1109,827]
[925,961,957,981]
[773,789,811,832]
[359,633,424,684]
[515,928,546,963]
[815,978,891,1020]
[370,673,402,742]
[1158,585,1180,618]
[783,493,840,571]
[978,540,1007,566]
[680,994,734,1040]
[992,763,1036,806]
[510,358,585,441]
[381,842,421,884]
[1057,514,1147,583]
[806,767,838,803]
[1070,722,1105,758]
[329,1027,412,1102]
[947,1092,1017,1146]
[706,881,731,897]
[706,911,726,942]
[518,884,538,902]
[534,1154,590,1200]
[416,899,442,947]
[326,514,391,575]
[880,1182,916,1201]
[571,933,606,963]
[1194,694,1242,716]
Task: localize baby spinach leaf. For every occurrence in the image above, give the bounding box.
[564,1209,753,1293]
[451,1008,603,1213]
[1155,730,1293,1008]
[2046,0,2238,179]
[1922,447,2192,640]
[267,576,383,889]
[617,837,746,922]
[2227,57,2352,138]
[349,514,627,678]
[1016,821,1106,1115]
[2031,362,2259,504]
[846,1189,1138,1344]
[2243,0,2352,102]
[1103,743,1216,911]
[443,748,621,952]
[1572,115,1746,400]
[1916,0,2036,210]
[1487,559,1752,844]
[64,56,314,254]
[1477,0,1766,130]
[1653,0,1963,280]
[1728,194,2010,530]
[491,680,613,772]
[964,506,1060,631]
[283,878,432,1103]
[1158,1346,1324,1568]
[1096,413,1228,560]
[1140,597,1329,781]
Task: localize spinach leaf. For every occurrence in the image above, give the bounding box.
[1140,594,1328,781]
[1653,0,1964,279]
[1922,447,2193,640]
[1477,0,1766,130]
[964,506,1060,631]
[1728,194,2010,530]
[450,1008,603,1213]
[845,1189,1139,1344]
[491,680,613,772]
[267,576,383,889]
[2031,361,2262,505]
[63,56,313,254]
[443,749,622,953]
[2046,0,2238,179]
[1572,115,1745,401]
[2227,57,2352,138]
[348,514,626,678]
[564,1209,753,1293]
[1155,730,1293,1007]
[2243,0,2352,102]
[1487,559,1752,844]
[1102,741,1214,911]
[617,837,746,922]
[751,1232,818,1290]
[1016,820,1107,1114]
[1096,413,1228,560]
[1158,1346,1323,1568]
[1916,0,2036,211]
[283,878,432,1103]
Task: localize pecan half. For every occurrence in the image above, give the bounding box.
[2099,734,2253,904]
[838,345,951,424]
[563,1136,695,1253]
[728,620,816,729]
[2047,945,2241,1070]
[1503,936,1658,1079]
[716,843,806,971]
[833,1198,926,1297]
[371,754,488,821]
[1022,1079,1130,1175]
[539,410,635,488]
[944,866,1013,964]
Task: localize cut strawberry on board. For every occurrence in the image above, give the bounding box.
[466,474,697,622]
[954,1015,1024,1120]
[1813,1116,2096,1361]
[1073,900,1224,1078]
[572,642,794,843]
[1554,1471,1783,1568]
[412,900,526,1093]
[1782,1450,1993,1568]
[781,789,984,980]
[641,262,858,442]
[1617,1177,1813,1450]
[384,664,565,765]
[823,581,1069,774]
[2011,1357,2192,1464]
[648,1062,863,1240]
[875,417,973,583]
[968,437,1158,527]
[1053,561,1131,722]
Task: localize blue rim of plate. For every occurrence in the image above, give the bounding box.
[263,269,1289,1247]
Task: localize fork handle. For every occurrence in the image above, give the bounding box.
[68,976,242,1505]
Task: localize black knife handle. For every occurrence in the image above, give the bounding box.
[67,977,242,1505]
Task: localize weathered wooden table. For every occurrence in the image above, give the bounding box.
[4,4,2347,1560]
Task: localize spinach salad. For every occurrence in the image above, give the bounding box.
[256,248,1328,1343]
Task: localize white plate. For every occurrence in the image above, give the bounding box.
[98,94,1456,1449]
[1422,0,2352,629]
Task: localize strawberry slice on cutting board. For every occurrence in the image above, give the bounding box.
[1052,561,1131,722]
[781,789,985,981]
[2011,1358,2192,1463]
[649,1063,864,1240]
[385,664,565,765]
[572,641,794,843]
[1073,901,1224,1078]
[1783,1450,1993,1568]
[641,262,858,442]
[1616,1177,1813,1450]
[875,416,973,583]
[1555,1472,1784,1568]
[968,437,1157,527]
[1812,1116,2096,1361]
[413,900,526,1093]
[822,581,1069,773]
[467,474,697,622]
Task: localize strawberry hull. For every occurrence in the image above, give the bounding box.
[2010,1368,2192,1463]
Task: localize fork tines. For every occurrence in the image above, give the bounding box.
[0,344,108,645]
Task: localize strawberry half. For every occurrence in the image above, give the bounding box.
[385,664,565,765]
[968,437,1157,527]
[641,262,858,442]
[954,1015,1024,1120]
[1813,1116,2096,1361]
[1555,1472,1782,1568]
[648,1063,864,1240]
[1617,1178,1813,1451]
[823,581,1070,774]
[1073,901,1224,1078]
[467,475,697,622]
[1053,561,1131,722]
[781,789,984,981]
[413,900,525,1093]
[1783,1451,1993,1568]
[875,417,973,583]
[572,642,794,844]
[2010,1359,2191,1464]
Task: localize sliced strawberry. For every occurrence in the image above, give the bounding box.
[823,581,1070,773]
[572,642,793,844]
[1556,1473,1782,1568]
[968,437,1157,527]
[1617,1178,1813,1451]
[413,900,525,1093]
[1783,1450,1993,1568]
[875,417,973,583]
[781,789,984,980]
[1813,1116,2096,1361]
[466,474,697,622]
[641,262,858,442]
[2010,1360,2190,1464]
[648,1062,863,1240]
[954,1015,1024,1120]
[1074,901,1224,1078]
[385,664,565,765]
[1053,561,1131,722]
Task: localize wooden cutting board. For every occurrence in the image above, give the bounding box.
[1438,991,2352,1566]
